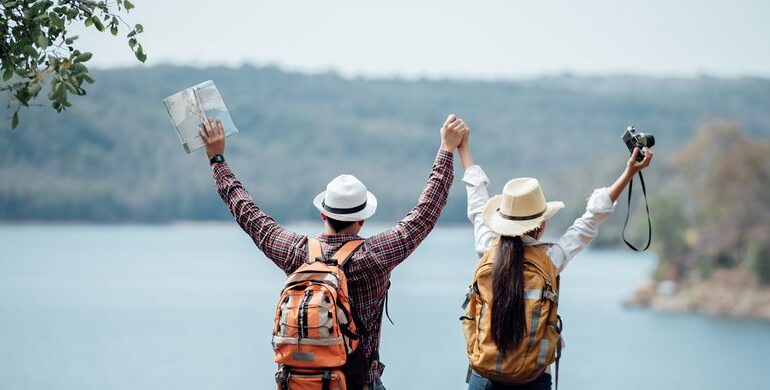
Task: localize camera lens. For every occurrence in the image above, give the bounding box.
[645,135,655,148]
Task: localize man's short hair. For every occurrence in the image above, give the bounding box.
[327,217,356,232]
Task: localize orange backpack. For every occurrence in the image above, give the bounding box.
[274,238,364,390]
[461,240,563,387]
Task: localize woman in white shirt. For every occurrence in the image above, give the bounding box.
[458,130,653,390]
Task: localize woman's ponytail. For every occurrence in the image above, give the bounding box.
[491,235,526,354]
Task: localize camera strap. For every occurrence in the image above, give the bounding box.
[622,171,652,251]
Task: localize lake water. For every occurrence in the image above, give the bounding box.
[1,224,769,390]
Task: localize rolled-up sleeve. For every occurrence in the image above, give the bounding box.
[548,187,616,272]
[463,165,497,257]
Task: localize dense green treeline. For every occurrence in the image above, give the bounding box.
[1,65,770,248]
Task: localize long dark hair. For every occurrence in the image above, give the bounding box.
[491,235,526,354]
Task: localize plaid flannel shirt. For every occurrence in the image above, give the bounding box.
[211,149,454,384]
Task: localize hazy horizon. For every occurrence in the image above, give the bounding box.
[87,62,770,82]
[73,0,770,79]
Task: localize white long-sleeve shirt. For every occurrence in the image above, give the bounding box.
[463,164,616,273]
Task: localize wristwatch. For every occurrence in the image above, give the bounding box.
[209,154,225,165]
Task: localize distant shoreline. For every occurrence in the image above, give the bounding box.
[625,268,770,322]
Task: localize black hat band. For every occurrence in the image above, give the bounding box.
[322,199,367,215]
[497,207,546,221]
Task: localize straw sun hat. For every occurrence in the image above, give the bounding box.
[482,177,565,237]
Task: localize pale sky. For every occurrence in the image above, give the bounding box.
[75,0,770,78]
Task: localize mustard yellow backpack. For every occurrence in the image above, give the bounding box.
[461,239,563,386]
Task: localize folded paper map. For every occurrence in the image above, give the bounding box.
[163,80,239,153]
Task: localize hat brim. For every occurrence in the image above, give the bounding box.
[313,191,378,222]
[481,195,565,237]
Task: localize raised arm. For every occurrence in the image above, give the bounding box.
[458,129,498,257]
[608,147,653,203]
[367,114,466,271]
[549,146,654,272]
[201,119,306,274]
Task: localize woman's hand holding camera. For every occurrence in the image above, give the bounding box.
[625,147,653,177]
[609,147,654,202]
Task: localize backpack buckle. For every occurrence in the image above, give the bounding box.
[322,370,331,390]
[276,368,289,390]
[461,285,473,309]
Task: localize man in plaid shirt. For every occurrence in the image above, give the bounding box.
[200,114,468,389]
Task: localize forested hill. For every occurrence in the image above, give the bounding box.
[2,66,769,238]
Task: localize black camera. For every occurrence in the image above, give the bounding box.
[622,126,655,161]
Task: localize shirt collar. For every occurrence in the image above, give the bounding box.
[318,233,363,243]
[521,234,554,246]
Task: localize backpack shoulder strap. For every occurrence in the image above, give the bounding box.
[331,239,364,266]
[306,238,323,264]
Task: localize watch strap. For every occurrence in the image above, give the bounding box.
[209,154,225,165]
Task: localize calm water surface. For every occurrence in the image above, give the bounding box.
[1,224,768,389]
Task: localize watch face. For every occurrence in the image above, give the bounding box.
[211,155,224,163]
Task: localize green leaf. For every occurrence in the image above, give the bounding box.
[36,34,49,49]
[28,81,42,96]
[124,0,134,10]
[92,17,104,32]
[71,63,88,75]
[24,45,37,58]
[65,35,78,44]
[135,48,147,63]
[3,68,12,81]
[47,83,57,100]
[76,52,93,62]
[55,82,67,101]
[84,16,93,27]
[11,111,19,129]
[134,44,147,62]
[65,80,77,93]
[54,15,65,29]
[134,23,143,33]
[110,25,118,36]
[128,38,137,49]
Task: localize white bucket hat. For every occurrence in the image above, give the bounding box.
[313,174,378,222]
[482,177,565,237]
